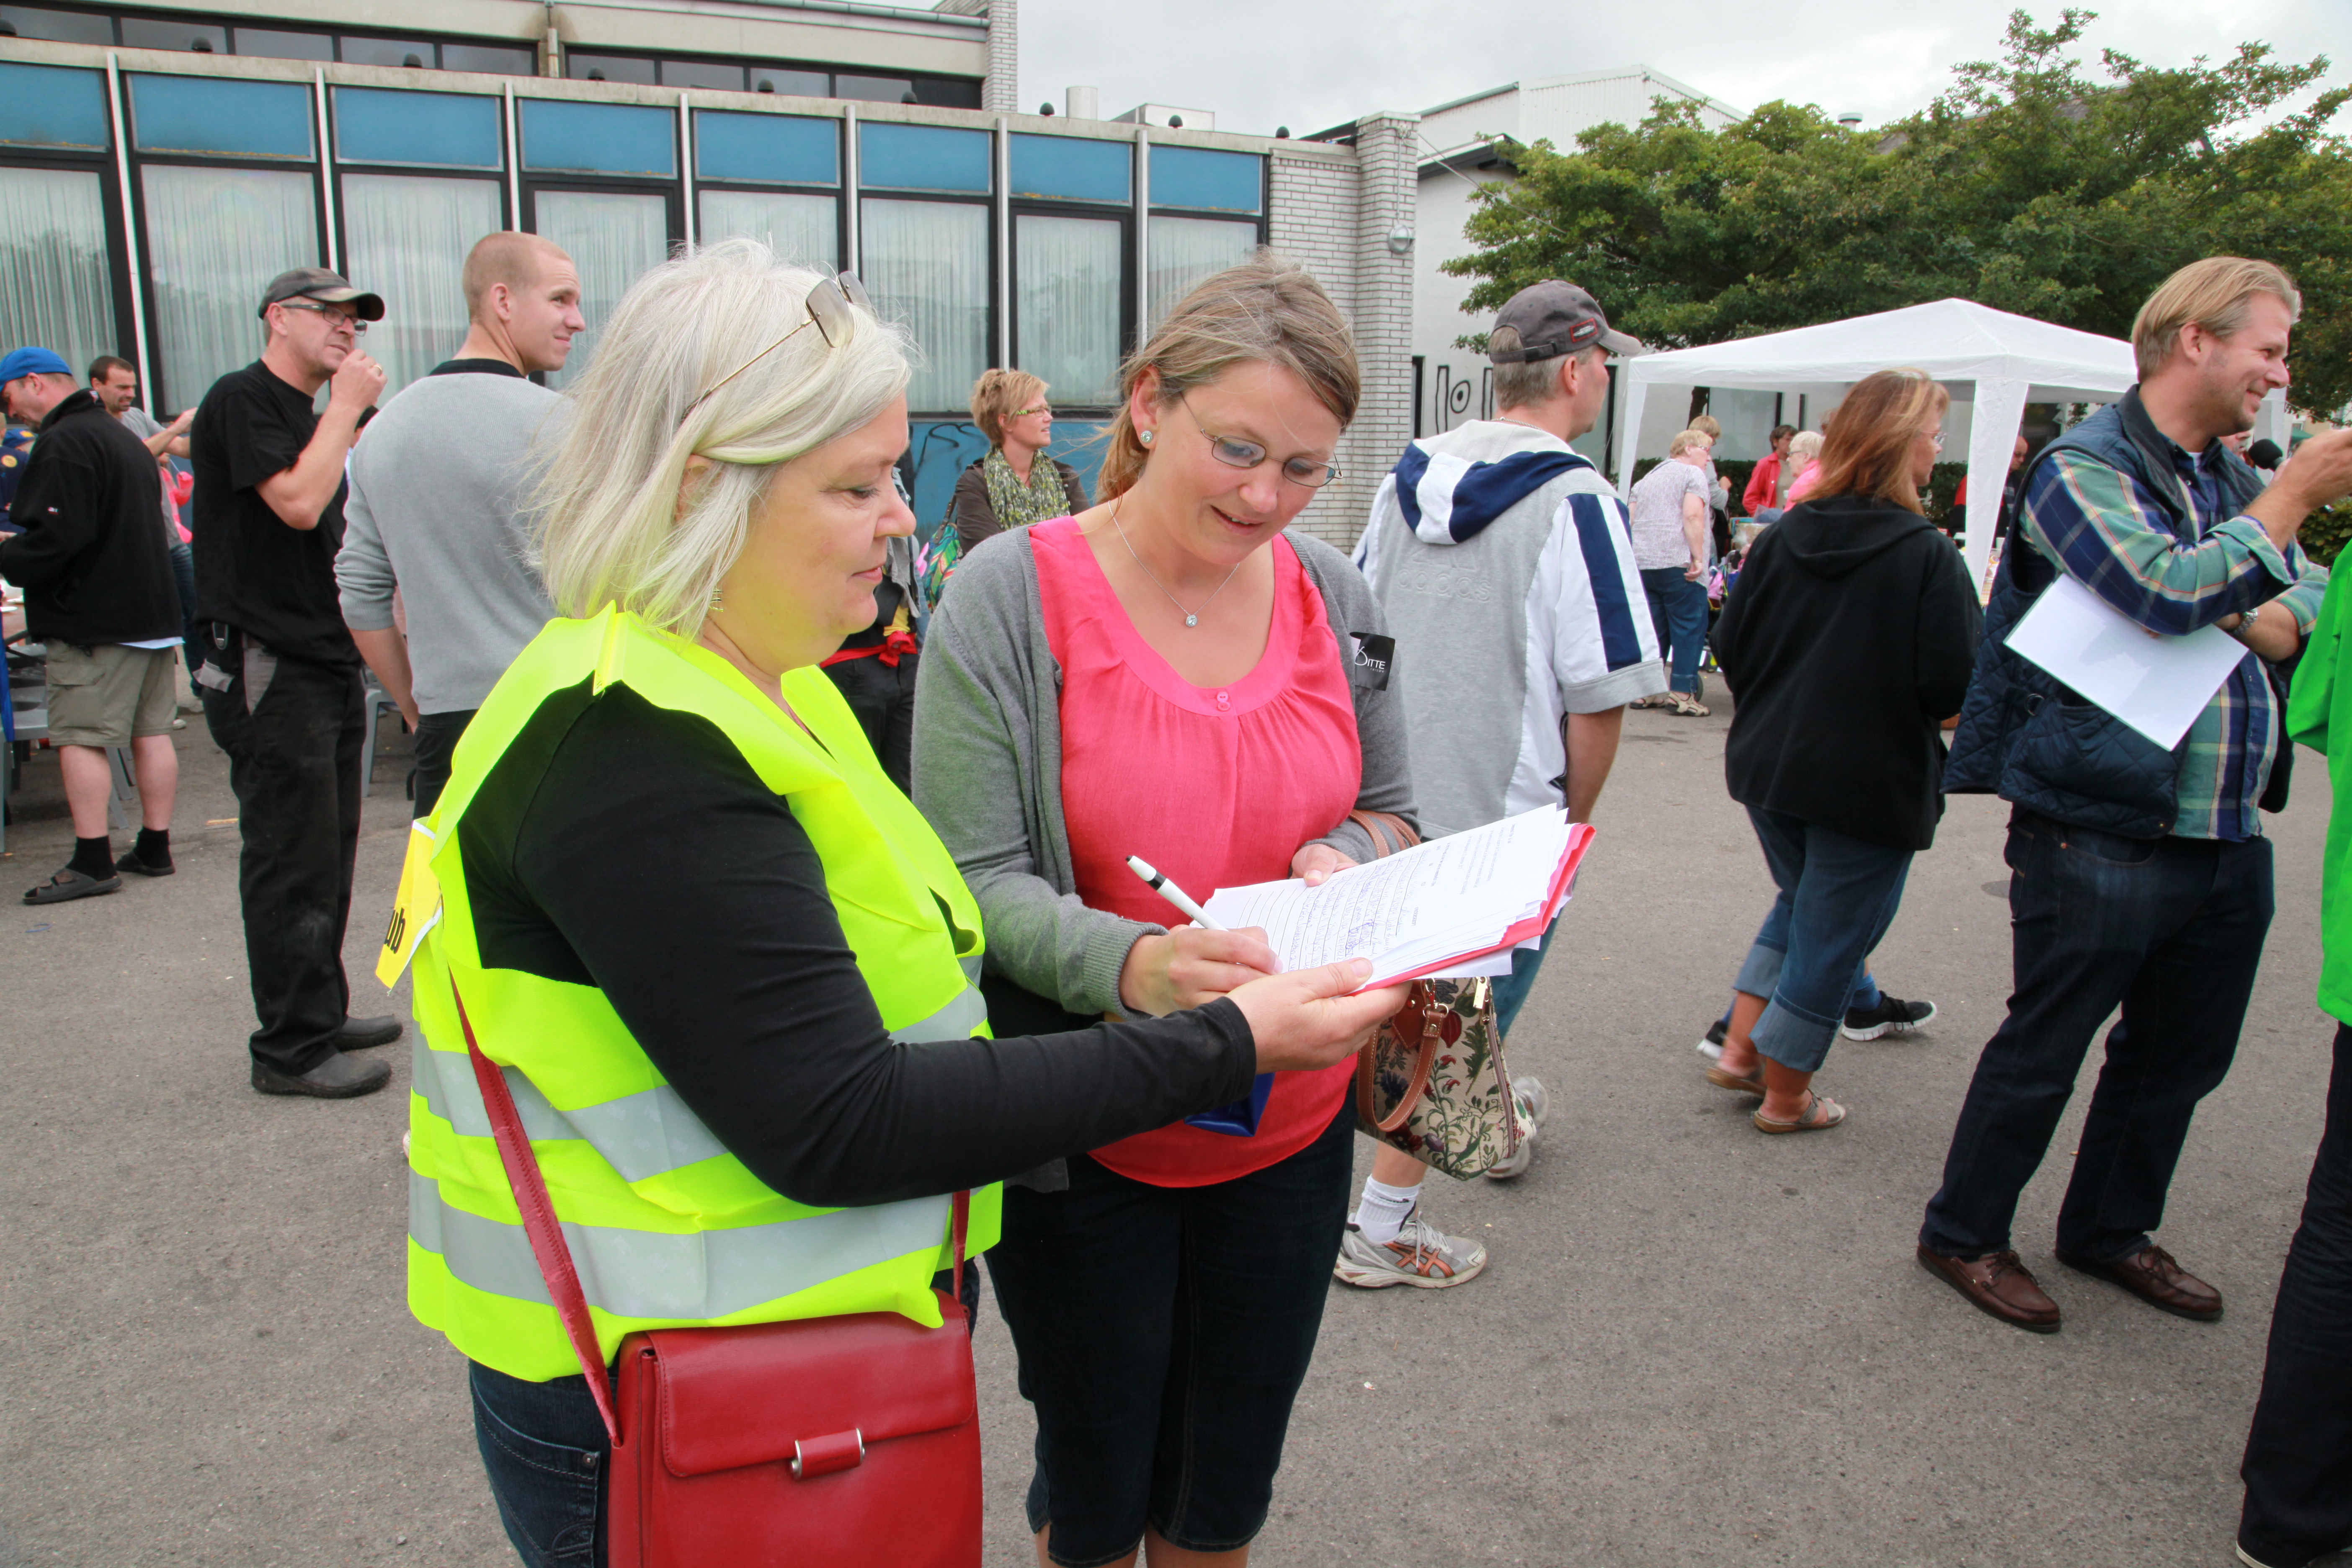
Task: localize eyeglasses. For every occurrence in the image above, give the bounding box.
[686,271,872,417]
[1012,404,1052,418]
[279,299,367,334]
[1176,395,1341,489]
[1925,429,1947,451]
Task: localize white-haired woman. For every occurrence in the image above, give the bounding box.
[397,240,1401,1567]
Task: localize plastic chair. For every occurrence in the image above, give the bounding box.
[361,676,406,797]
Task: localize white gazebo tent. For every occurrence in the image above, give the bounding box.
[1612,299,2169,596]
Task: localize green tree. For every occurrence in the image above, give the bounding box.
[1447,10,2352,412]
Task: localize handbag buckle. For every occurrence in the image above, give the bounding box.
[790,1428,866,1480]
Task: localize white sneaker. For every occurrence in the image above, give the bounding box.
[1333,1206,1489,1288]
[1484,1076,1549,1180]
[1696,1017,1727,1062]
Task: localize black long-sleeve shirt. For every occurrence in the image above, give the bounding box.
[0,391,178,645]
[456,677,1256,1208]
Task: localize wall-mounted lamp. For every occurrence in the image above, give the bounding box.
[1386,226,1415,256]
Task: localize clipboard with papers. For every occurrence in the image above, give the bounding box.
[1201,805,1595,989]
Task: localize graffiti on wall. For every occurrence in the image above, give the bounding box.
[901,420,1112,542]
[1428,362,1494,434]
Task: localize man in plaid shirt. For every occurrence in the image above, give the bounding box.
[1918,258,2352,1336]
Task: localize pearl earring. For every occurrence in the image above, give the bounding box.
[1140,429,1154,446]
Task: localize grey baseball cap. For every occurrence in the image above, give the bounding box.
[1489,280,1645,362]
[257,266,384,322]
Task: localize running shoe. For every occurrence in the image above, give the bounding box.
[1696,1016,1727,1062]
[1483,1076,1550,1180]
[1333,1207,1489,1289]
[1840,994,1937,1040]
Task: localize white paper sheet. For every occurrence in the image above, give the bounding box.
[1202,807,1573,985]
[2004,575,2250,750]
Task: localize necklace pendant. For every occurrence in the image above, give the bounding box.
[1184,613,1199,627]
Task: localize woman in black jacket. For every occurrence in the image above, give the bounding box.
[1705,368,1984,1132]
[948,368,1090,556]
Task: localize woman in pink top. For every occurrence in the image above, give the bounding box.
[914,256,1418,1568]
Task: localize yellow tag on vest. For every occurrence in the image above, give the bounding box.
[377,821,443,986]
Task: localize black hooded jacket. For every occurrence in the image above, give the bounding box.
[1715,493,1984,850]
[0,389,177,647]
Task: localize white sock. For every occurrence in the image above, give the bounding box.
[1352,1177,1422,1245]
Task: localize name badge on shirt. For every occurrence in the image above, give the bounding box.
[1347,632,1395,692]
[377,820,443,986]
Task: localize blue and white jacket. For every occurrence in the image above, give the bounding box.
[1355,421,1666,838]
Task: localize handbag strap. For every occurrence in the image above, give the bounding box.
[1347,809,1421,860]
[450,981,972,1449]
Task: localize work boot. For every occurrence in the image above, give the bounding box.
[332,1015,404,1050]
[252,1052,392,1099]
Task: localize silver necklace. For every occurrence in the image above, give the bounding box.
[1110,500,1242,628]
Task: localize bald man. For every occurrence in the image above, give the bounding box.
[335,232,585,814]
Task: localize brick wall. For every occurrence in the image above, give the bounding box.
[1271,117,1416,549]
[978,0,1017,114]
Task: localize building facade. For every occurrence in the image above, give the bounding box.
[0,0,1411,543]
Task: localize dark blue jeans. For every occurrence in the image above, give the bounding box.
[1638,566,1710,695]
[1734,807,1914,1073]
[1920,810,2275,1262]
[2239,1021,2352,1565]
[986,1100,1353,1567]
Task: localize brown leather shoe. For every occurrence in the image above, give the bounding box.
[1916,1245,2062,1332]
[2055,1244,2222,1321]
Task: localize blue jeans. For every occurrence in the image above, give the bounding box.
[1638,567,1709,695]
[987,1101,1352,1566]
[2240,1021,2352,1565]
[1920,809,2274,1262]
[1733,807,1913,1073]
[1489,931,1549,1037]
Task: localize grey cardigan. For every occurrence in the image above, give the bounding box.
[911,523,1418,1020]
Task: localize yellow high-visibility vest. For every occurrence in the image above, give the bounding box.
[396,607,998,1382]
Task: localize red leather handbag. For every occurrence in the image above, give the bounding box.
[456,990,984,1568]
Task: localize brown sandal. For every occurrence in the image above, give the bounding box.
[1669,693,1711,717]
[1705,1064,1766,1096]
[1754,1091,1847,1133]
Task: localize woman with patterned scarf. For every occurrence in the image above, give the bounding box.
[949,369,1090,556]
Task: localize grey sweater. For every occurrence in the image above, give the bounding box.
[910,523,1418,1021]
[335,370,563,713]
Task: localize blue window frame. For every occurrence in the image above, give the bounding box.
[519,99,676,178]
[857,121,989,193]
[695,111,838,186]
[1148,145,1261,214]
[1009,134,1130,204]
[333,88,501,170]
[129,74,314,160]
[0,62,109,151]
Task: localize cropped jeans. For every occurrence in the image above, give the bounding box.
[1733,807,1914,1074]
[1638,566,1710,696]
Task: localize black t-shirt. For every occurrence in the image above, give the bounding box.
[456,678,1257,1208]
[428,358,526,379]
[190,359,359,665]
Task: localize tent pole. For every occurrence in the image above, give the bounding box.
[1963,377,2030,604]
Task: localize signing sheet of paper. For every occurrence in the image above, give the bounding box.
[2004,574,2250,750]
[1202,806,1587,988]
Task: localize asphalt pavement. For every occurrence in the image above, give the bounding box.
[0,694,2339,1567]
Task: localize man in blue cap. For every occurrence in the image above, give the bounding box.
[0,346,183,901]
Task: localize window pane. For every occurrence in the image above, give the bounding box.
[441,43,536,76]
[0,166,118,383]
[335,87,501,169]
[750,67,829,97]
[1148,145,1262,213]
[1149,216,1257,326]
[532,189,668,388]
[142,165,318,411]
[908,77,983,111]
[696,110,837,185]
[0,5,113,44]
[235,27,332,62]
[566,54,656,86]
[1010,134,1130,204]
[858,122,989,193]
[1016,214,1119,406]
[341,174,501,395]
[861,198,987,413]
[119,17,225,52]
[131,74,314,159]
[661,60,744,91]
[340,37,436,69]
[520,98,675,176]
[0,62,109,150]
[698,190,836,269]
[836,75,916,105]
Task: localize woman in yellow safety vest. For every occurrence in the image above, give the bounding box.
[397,238,1401,1566]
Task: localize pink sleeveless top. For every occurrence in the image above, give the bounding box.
[1030,516,1362,1187]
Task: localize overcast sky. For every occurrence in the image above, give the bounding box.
[1017,0,2351,141]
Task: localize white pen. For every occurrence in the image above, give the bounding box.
[1126,856,1226,930]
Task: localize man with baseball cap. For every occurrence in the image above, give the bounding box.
[190,266,398,1099]
[1337,281,1666,1289]
[0,343,183,902]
